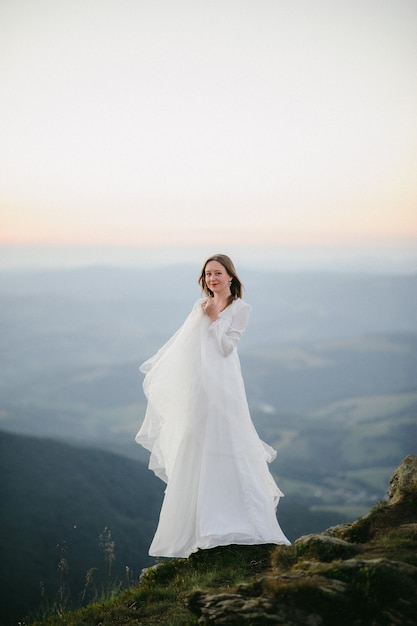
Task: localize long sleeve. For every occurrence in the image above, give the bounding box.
[208,300,251,356]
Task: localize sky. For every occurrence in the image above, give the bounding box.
[1,0,416,269]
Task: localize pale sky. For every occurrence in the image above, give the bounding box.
[1,0,416,266]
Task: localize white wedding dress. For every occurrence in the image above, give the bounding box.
[135,298,290,557]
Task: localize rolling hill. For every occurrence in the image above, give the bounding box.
[0,431,163,625]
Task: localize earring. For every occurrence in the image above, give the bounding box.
[229,279,232,286]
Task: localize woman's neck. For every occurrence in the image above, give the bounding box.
[212,292,231,311]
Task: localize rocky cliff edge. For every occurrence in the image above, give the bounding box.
[189,455,417,626]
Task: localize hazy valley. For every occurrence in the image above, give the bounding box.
[0,265,416,622]
[1,266,415,491]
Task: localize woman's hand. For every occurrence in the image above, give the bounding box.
[202,297,218,322]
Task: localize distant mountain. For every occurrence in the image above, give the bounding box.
[0,431,163,625]
[0,267,416,458]
[0,268,416,372]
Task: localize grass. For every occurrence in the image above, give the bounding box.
[31,474,417,626]
[32,544,276,626]
[361,526,417,566]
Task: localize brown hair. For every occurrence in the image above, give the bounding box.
[198,254,243,303]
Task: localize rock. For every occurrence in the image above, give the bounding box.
[321,523,351,537]
[388,454,417,504]
[188,456,417,625]
[189,558,417,625]
[294,533,359,561]
[189,590,280,625]
[335,455,417,543]
[139,561,164,581]
[189,569,350,625]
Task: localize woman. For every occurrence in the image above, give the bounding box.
[136,254,290,557]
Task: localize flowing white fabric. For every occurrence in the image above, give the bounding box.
[136,298,290,557]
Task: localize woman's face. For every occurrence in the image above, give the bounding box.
[204,260,231,295]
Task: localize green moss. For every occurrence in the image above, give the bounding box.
[322,560,416,621]
[364,526,417,565]
[262,575,351,625]
[294,537,358,562]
